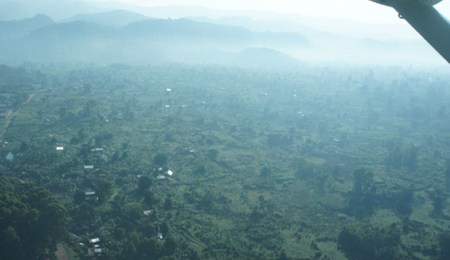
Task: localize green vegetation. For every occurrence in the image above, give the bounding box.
[1,63,450,259]
[0,176,68,260]
[337,222,401,260]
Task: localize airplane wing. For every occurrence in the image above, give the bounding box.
[393,2,450,63]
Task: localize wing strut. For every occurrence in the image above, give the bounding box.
[393,2,450,63]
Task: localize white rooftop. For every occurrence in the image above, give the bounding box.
[89,238,100,244]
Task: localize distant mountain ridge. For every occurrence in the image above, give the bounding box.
[0,11,307,67]
[0,14,54,38]
[0,0,97,20]
[64,10,148,27]
[16,16,309,47]
[0,8,441,65]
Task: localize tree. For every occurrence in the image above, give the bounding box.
[153,153,168,167]
[0,226,25,260]
[163,236,178,256]
[260,166,272,177]
[124,202,143,222]
[0,176,68,260]
[137,237,162,259]
[348,168,376,217]
[403,145,418,171]
[207,149,219,161]
[194,165,206,175]
[95,177,114,202]
[385,145,419,171]
[389,189,413,216]
[439,232,450,260]
[73,202,96,229]
[73,189,85,205]
[294,158,315,179]
[138,176,152,193]
[19,141,29,153]
[429,188,446,218]
[163,197,173,211]
[160,222,170,236]
[445,159,450,191]
[144,190,158,207]
[338,223,401,260]
[385,146,403,170]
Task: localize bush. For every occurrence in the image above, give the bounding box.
[337,223,401,260]
[153,153,168,167]
[138,176,152,193]
[439,232,450,260]
[348,168,376,217]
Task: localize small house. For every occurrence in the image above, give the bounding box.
[89,238,100,244]
[84,165,94,170]
[85,191,96,196]
[5,152,13,161]
[85,191,98,202]
[87,247,102,257]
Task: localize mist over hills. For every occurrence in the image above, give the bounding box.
[64,9,148,27]
[0,0,97,20]
[0,11,309,67]
[0,14,54,38]
[0,6,445,66]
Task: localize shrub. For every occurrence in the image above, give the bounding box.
[338,223,401,260]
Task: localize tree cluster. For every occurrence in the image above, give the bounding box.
[0,176,68,260]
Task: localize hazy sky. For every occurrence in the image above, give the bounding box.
[91,0,450,24]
